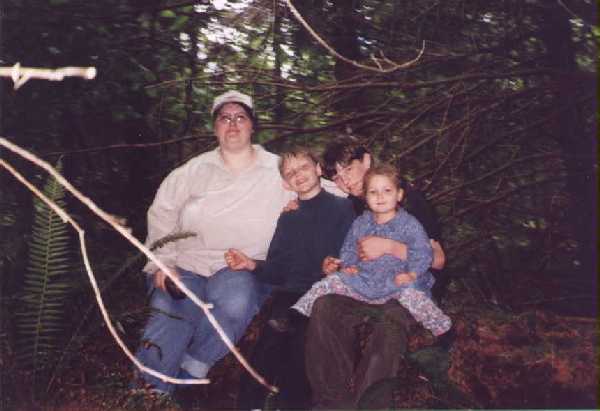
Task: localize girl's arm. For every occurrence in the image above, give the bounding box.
[339,217,363,267]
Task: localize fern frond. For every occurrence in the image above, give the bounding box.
[16,160,74,376]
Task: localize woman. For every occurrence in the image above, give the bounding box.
[133,90,295,396]
[303,136,449,408]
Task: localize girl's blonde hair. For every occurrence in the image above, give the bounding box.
[363,163,403,191]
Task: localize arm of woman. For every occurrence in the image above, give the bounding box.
[404,216,433,277]
[403,187,445,269]
[357,236,407,261]
[430,239,446,270]
[143,165,192,275]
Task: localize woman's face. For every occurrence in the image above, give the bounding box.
[334,154,371,197]
[214,103,254,153]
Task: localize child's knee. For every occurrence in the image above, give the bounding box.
[220,289,260,320]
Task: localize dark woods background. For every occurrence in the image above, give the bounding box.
[0,0,597,408]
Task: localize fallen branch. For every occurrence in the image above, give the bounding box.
[0,137,278,393]
[0,63,96,89]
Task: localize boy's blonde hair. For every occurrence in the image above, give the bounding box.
[364,163,403,191]
[278,146,320,176]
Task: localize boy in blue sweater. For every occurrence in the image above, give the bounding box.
[225,146,355,409]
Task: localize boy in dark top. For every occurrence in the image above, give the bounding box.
[225,146,355,409]
[306,136,450,409]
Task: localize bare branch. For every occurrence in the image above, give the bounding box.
[43,134,210,157]
[0,63,96,89]
[0,137,278,394]
[273,0,425,73]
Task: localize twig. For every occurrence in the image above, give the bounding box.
[430,152,562,202]
[441,175,562,222]
[556,0,594,26]
[0,63,96,90]
[0,157,208,386]
[43,134,210,157]
[46,232,197,392]
[282,0,425,73]
[515,295,596,306]
[0,137,278,393]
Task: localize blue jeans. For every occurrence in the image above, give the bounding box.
[134,267,270,394]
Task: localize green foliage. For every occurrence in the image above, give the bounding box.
[2,2,597,402]
[15,161,73,380]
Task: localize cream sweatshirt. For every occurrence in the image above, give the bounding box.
[143,145,296,276]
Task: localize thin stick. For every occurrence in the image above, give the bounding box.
[0,137,278,393]
[282,0,425,73]
[0,63,97,89]
[0,158,204,385]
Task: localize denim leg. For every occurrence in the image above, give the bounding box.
[134,270,207,394]
[184,268,269,371]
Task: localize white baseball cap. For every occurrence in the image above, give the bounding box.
[211,90,253,116]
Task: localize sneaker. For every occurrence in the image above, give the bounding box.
[268,309,308,333]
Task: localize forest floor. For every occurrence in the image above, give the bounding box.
[3,273,598,410]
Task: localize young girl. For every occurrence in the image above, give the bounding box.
[292,164,452,337]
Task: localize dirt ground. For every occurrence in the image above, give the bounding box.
[4,276,598,410]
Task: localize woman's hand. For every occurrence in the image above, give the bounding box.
[356,236,401,261]
[153,269,178,291]
[321,256,341,276]
[430,239,446,270]
[394,272,416,286]
[225,248,257,271]
[358,236,408,261]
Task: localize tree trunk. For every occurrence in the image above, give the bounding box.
[330,0,364,111]
[538,3,597,283]
[273,0,285,125]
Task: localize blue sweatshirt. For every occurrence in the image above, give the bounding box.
[253,190,355,293]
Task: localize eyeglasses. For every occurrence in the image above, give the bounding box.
[216,113,250,126]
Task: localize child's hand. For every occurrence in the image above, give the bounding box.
[322,256,341,276]
[394,272,417,286]
[341,265,359,275]
[282,199,299,213]
[225,248,256,271]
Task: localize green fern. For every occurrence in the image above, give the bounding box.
[15,161,73,376]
